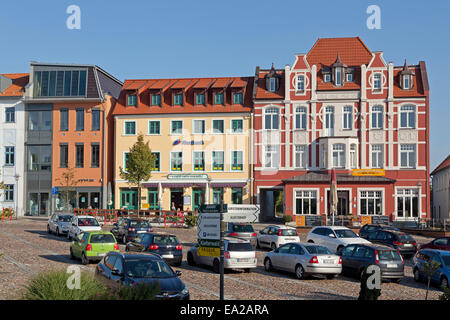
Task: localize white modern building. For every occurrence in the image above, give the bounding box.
[0,73,28,217]
[431,155,450,222]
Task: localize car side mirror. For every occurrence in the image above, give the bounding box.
[111,269,123,276]
[329,234,336,238]
[176,270,182,277]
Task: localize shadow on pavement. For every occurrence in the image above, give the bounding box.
[25,229,71,243]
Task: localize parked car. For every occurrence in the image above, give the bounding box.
[366,230,417,258]
[70,231,119,265]
[413,249,450,289]
[420,237,450,251]
[125,233,182,266]
[111,218,153,244]
[256,225,300,250]
[340,244,404,283]
[187,237,257,273]
[95,252,189,300]
[224,223,257,246]
[306,226,371,254]
[67,215,102,240]
[47,213,74,236]
[264,242,341,280]
[359,224,400,239]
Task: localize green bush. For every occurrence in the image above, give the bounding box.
[22,270,109,300]
[185,215,198,227]
[283,215,293,223]
[99,282,160,300]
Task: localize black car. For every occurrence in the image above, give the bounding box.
[111,218,153,244]
[366,230,417,258]
[359,224,400,239]
[125,233,183,266]
[340,244,404,283]
[95,252,189,300]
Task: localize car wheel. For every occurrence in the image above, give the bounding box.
[441,276,449,289]
[271,243,277,251]
[413,268,421,282]
[122,235,127,244]
[213,259,220,274]
[47,225,51,234]
[187,253,196,266]
[360,268,366,281]
[264,258,273,272]
[326,274,337,280]
[69,248,75,260]
[81,253,89,265]
[295,264,305,280]
[307,240,314,243]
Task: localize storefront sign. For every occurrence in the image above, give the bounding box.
[142,203,150,209]
[183,196,191,205]
[173,139,205,146]
[352,169,385,176]
[296,215,323,227]
[197,246,220,257]
[167,174,208,180]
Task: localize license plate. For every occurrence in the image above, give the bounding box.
[137,231,146,233]
[237,258,250,263]
[323,259,334,264]
[284,238,296,241]
[404,244,412,247]
[162,254,174,259]
[387,264,397,268]
[97,253,106,257]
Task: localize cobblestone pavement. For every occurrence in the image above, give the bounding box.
[0,218,443,300]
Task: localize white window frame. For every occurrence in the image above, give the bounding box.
[231,150,244,171]
[395,188,420,219]
[293,189,319,215]
[192,151,205,171]
[269,78,276,92]
[170,120,183,135]
[151,151,160,172]
[295,107,307,130]
[148,120,161,135]
[350,144,358,169]
[212,151,224,171]
[230,119,244,134]
[343,106,353,130]
[332,144,345,168]
[123,120,137,136]
[294,145,307,169]
[399,105,416,129]
[192,119,206,135]
[264,107,280,130]
[371,105,383,129]
[358,189,384,216]
[211,119,225,134]
[296,75,305,92]
[372,73,382,91]
[324,73,331,83]
[371,144,384,168]
[264,145,280,168]
[399,144,416,168]
[324,106,335,136]
[170,151,183,172]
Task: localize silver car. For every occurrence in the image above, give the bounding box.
[47,213,74,236]
[264,242,342,280]
[187,237,257,273]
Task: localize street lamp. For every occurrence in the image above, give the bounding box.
[14,174,20,220]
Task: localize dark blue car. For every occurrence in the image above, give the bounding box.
[95,252,189,300]
[413,249,450,289]
[111,218,153,244]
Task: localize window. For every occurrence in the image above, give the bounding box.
[295,107,307,130]
[371,106,383,129]
[193,151,205,171]
[60,109,68,131]
[152,152,160,171]
[195,93,205,105]
[360,191,383,215]
[151,94,161,106]
[123,152,130,171]
[264,145,280,168]
[4,185,14,202]
[231,119,243,133]
[171,121,183,134]
[34,70,87,97]
[297,75,305,92]
[91,144,100,168]
[295,190,317,215]
[5,107,15,123]
[233,92,243,104]
[324,107,334,136]
[212,120,224,134]
[91,109,100,131]
[397,189,419,218]
[214,93,224,105]
[75,144,84,168]
[343,106,353,130]
[294,145,307,168]
[320,144,328,168]
[5,146,15,166]
[171,152,182,171]
[60,144,68,168]
[148,121,160,135]
[335,68,343,86]
[371,145,383,168]
[350,144,357,169]
[124,121,136,135]
[346,73,353,82]
[264,108,279,130]
[231,188,243,204]
[332,144,345,168]
[28,111,52,131]
[193,120,205,134]
[212,151,224,171]
[76,108,84,131]
[127,95,137,106]
[324,73,331,83]
[400,105,415,128]
[212,188,224,205]
[373,73,382,91]
[403,75,411,90]
[269,78,277,92]
[27,145,51,171]
[174,93,183,105]
[400,144,416,168]
[231,151,243,171]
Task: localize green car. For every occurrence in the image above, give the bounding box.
[70,231,119,265]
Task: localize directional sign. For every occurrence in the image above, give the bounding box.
[222,205,260,223]
[198,212,221,240]
[199,204,227,213]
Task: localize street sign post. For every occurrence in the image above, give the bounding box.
[222,204,260,223]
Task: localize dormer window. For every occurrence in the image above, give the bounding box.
[214,92,224,105]
[400,60,414,90]
[324,73,331,83]
[174,93,183,106]
[269,78,277,92]
[346,73,353,82]
[127,94,137,106]
[331,53,347,87]
[264,63,281,92]
[335,68,343,86]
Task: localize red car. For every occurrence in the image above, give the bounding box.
[420,237,450,251]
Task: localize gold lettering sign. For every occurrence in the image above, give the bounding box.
[352,169,385,176]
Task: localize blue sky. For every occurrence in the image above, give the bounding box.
[1,0,448,169]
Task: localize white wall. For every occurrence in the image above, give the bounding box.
[432,167,450,221]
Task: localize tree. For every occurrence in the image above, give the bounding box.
[119,134,155,214]
[422,259,441,300]
[56,167,79,211]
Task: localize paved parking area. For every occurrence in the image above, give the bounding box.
[0,218,443,300]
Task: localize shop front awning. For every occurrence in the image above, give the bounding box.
[282,172,396,184]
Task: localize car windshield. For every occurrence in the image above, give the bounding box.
[153,235,179,245]
[397,234,414,241]
[334,229,358,238]
[305,245,332,255]
[125,258,175,278]
[442,255,450,268]
[280,229,297,236]
[90,234,116,243]
[231,224,254,233]
[378,250,402,261]
[227,242,254,252]
[129,220,150,228]
[78,218,99,227]
[58,215,72,222]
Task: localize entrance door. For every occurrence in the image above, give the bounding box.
[39,193,50,216]
[192,188,205,211]
[327,190,349,215]
[148,188,159,210]
[29,193,50,216]
[170,188,183,211]
[120,189,138,210]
